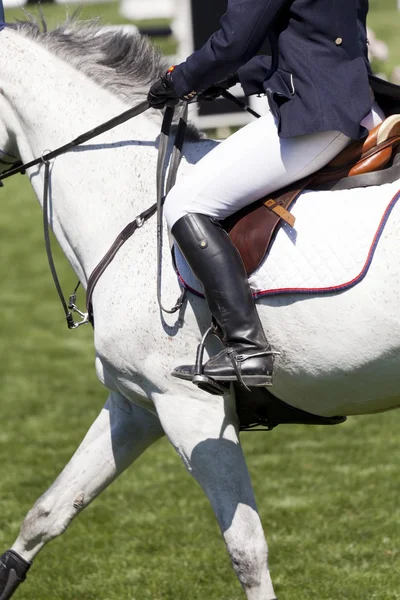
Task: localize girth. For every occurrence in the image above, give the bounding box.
[235,384,346,431]
[223,116,400,275]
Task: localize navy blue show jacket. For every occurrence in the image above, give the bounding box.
[171,0,400,140]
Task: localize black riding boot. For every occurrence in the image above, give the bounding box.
[171,213,274,390]
[0,550,31,600]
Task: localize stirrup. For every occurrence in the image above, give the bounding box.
[192,374,229,396]
[192,327,230,396]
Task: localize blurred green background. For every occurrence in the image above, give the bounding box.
[4,0,400,76]
[1,1,399,599]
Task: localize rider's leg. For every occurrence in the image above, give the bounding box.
[166,100,384,226]
[165,113,350,386]
[171,213,274,387]
[165,103,385,388]
[154,390,277,600]
[0,392,164,600]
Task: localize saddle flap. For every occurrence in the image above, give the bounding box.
[225,203,275,275]
[224,183,304,274]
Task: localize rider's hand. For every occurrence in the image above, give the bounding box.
[198,74,240,101]
[148,71,180,110]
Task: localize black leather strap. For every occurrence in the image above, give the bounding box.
[0,100,150,183]
[86,202,158,324]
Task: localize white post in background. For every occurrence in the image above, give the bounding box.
[120,0,174,21]
[171,0,193,61]
[3,0,21,9]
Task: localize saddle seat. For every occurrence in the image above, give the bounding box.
[223,114,400,275]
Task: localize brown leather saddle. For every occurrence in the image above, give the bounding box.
[223,115,400,275]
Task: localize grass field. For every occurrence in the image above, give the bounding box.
[1,2,400,599]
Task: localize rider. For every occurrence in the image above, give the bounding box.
[147,0,385,390]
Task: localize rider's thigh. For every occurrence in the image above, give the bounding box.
[164,100,385,228]
[164,110,350,227]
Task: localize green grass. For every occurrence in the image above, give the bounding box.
[1,3,400,600]
[5,1,168,27]
[1,172,400,600]
[368,0,400,76]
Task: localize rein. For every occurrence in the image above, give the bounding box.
[1,93,259,329]
[85,103,189,323]
[0,100,150,181]
[156,103,188,315]
[0,98,188,328]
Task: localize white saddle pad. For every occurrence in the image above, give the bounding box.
[175,180,400,298]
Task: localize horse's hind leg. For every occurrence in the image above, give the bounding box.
[154,391,276,600]
[0,391,164,599]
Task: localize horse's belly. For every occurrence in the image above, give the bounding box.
[92,198,400,420]
[258,279,400,416]
[271,365,400,417]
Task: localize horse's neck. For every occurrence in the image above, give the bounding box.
[0,30,178,282]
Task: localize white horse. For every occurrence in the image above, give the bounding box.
[0,18,400,600]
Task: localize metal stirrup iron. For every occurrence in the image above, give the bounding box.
[192,328,230,396]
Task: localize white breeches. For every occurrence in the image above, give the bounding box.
[164,100,385,228]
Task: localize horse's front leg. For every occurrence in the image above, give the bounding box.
[0,391,164,600]
[154,388,277,600]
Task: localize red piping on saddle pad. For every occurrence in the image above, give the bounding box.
[177,189,400,300]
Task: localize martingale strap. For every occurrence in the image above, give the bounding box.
[0,99,188,328]
[44,100,152,328]
[0,99,150,328]
[85,201,159,323]
[86,104,189,324]
[0,92,257,329]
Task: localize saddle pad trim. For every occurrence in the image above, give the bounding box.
[177,189,400,300]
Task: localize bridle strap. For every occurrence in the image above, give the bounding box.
[0,96,186,328]
[0,98,151,329]
[1,93,256,329]
[42,159,77,328]
[0,149,19,168]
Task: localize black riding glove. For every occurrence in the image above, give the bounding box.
[148,72,180,110]
[198,73,240,101]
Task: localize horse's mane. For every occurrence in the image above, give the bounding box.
[8,14,202,139]
[9,14,168,104]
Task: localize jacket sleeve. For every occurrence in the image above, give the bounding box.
[171,0,291,97]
